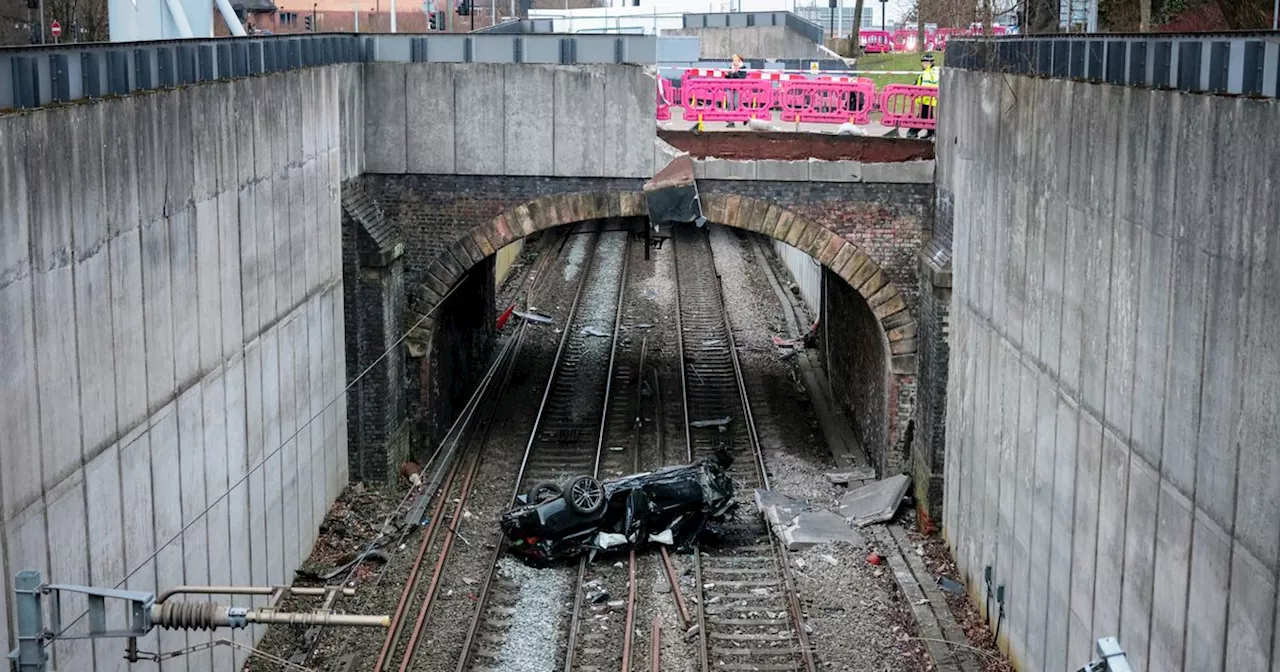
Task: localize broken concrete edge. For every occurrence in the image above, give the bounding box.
[684,156,935,184]
[838,474,912,527]
[756,489,864,551]
[644,153,696,192]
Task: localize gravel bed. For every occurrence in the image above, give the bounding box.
[493,556,574,671]
[906,515,1014,672]
[708,224,928,670]
[245,227,597,672]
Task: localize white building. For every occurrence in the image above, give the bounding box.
[528,0,910,37]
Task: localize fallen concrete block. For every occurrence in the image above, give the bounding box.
[825,466,876,484]
[780,511,863,551]
[838,474,912,526]
[754,489,812,528]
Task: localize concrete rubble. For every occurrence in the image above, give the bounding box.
[838,474,911,527]
[824,466,876,484]
[754,489,862,551]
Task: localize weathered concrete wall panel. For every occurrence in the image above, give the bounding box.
[369,62,656,178]
[0,65,356,669]
[940,68,1280,671]
[665,25,821,59]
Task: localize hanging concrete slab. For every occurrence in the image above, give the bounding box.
[643,155,703,225]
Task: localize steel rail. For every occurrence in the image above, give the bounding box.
[711,239,817,672]
[564,232,634,672]
[673,226,817,672]
[373,225,571,672]
[455,226,604,672]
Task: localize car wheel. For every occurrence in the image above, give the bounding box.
[528,481,563,504]
[566,475,605,515]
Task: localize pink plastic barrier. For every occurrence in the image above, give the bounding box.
[859,29,893,54]
[777,77,875,125]
[663,76,940,130]
[680,78,776,122]
[878,84,938,130]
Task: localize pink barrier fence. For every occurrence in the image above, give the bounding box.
[661,73,937,129]
[679,78,777,122]
[778,78,876,125]
[878,84,938,131]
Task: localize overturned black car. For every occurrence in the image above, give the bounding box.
[500,453,737,566]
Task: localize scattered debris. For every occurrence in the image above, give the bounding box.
[690,416,731,429]
[514,310,554,324]
[867,553,884,566]
[819,554,839,567]
[756,489,862,550]
[295,549,389,581]
[780,511,863,551]
[837,122,868,136]
[635,323,654,329]
[824,467,877,485]
[581,326,610,337]
[838,475,912,526]
[399,461,422,488]
[462,577,477,585]
[937,577,965,594]
[701,339,724,346]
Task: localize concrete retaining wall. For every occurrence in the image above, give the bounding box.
[0,64,358,670]
[664,26,822,60]
[940,68,1280,671]
[363,62,655,179]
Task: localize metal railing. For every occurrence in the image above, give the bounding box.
[946,32,1280,98]
[0,31,657,110]
[682,11,825,45]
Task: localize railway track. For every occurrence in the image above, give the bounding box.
[457,227,633,672]
[368,224,589,672]
[564,235,654,672]
[671,225,816,672]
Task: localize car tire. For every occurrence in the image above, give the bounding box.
[566,475,605,516]
[528,481,563,504]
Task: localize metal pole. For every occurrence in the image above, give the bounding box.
[37,0,45,43]
[12,571,48,672]
[390,0,397,31]
[1274,0,1278,30]
[354,0,359,31]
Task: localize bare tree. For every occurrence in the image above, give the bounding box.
[851,0,865,54]
[43,0,108,41]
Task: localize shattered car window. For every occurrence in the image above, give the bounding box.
[500,452,737,566]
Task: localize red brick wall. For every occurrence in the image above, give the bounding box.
[357,174,932,475]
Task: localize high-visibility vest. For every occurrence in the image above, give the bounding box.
[916,66,938,106]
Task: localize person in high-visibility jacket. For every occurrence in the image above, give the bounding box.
[907,53,938,139]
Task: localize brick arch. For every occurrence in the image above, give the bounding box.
[418,190,917,368]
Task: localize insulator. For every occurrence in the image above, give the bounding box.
[150,601,228,630]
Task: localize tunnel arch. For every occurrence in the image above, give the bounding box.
[417,190,918,372]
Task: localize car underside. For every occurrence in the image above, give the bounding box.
[500,452,738,566]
